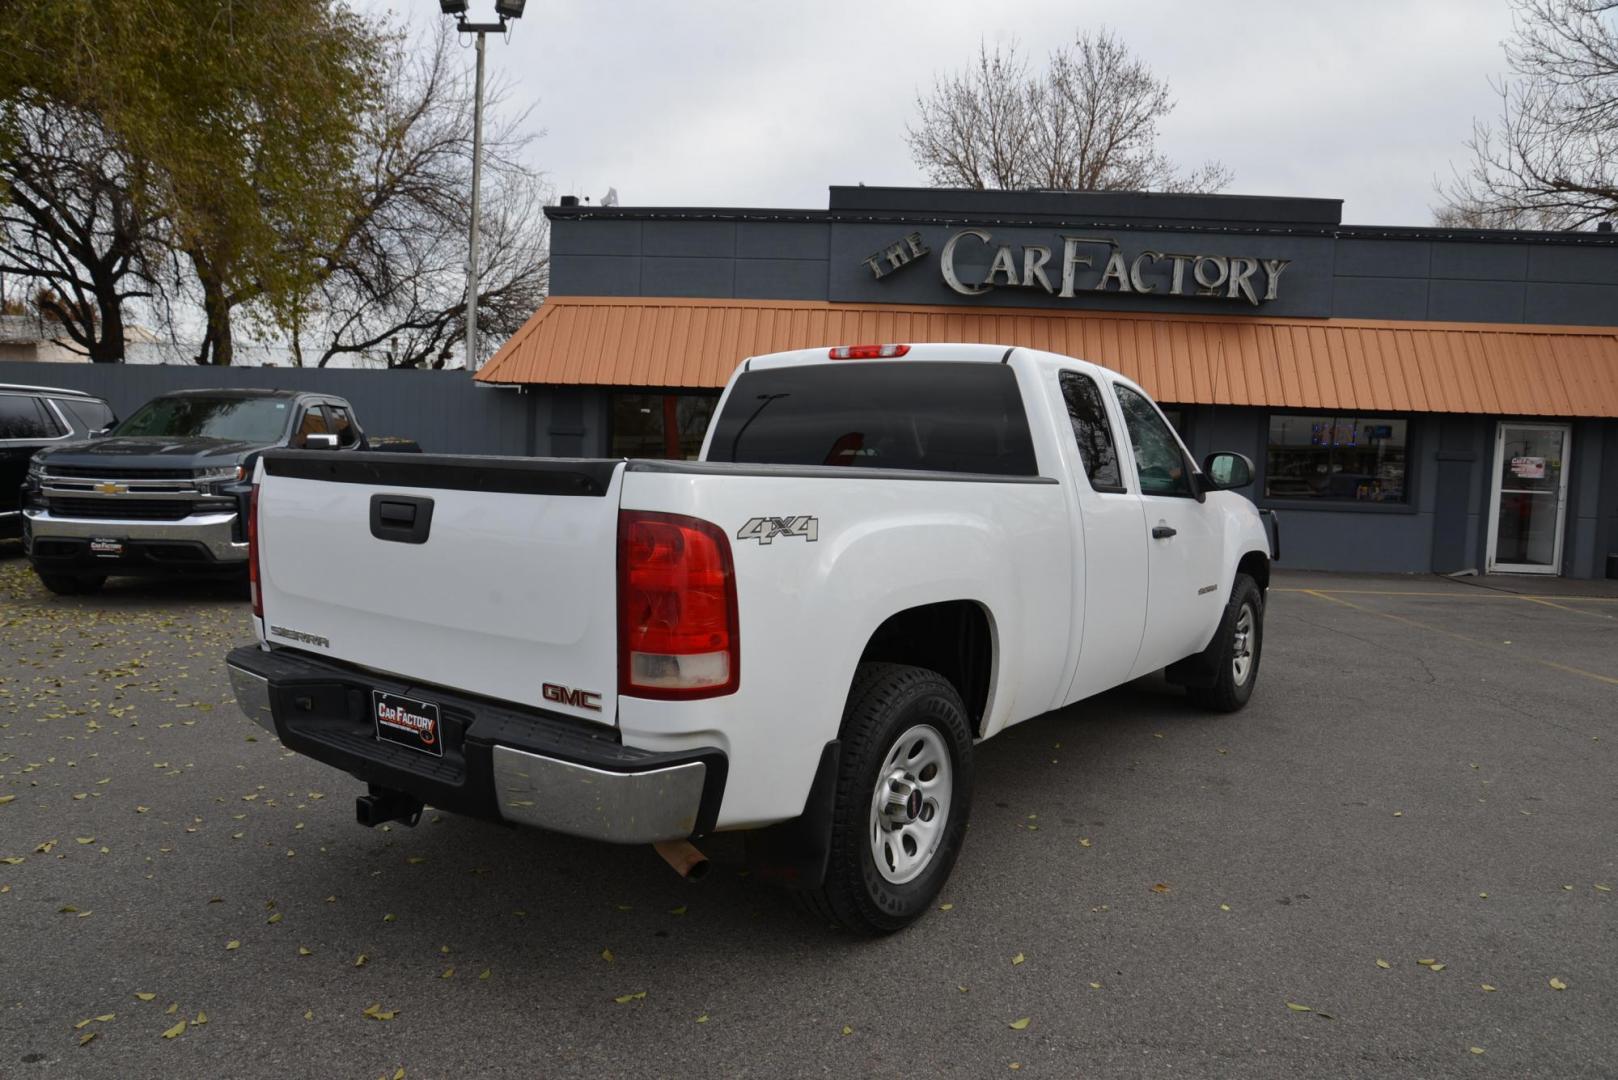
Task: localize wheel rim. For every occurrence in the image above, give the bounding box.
[1231,602,1256,685]
[868,723,953,885]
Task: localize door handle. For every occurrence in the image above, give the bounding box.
[1152,525,1178,539]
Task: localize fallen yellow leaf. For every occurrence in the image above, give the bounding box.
[304,1010,313,1021]
[1481,984,1497,992]
[1417,958,1439,967]
[194,1011,207,1025]
[478,969,491,981]
[94,1014,114,1022]
[225,940,240,951]
[266,913,282,925]
[1470,1047,1485,1055]
[1078,838,1092,848]
[355,954,368,967]
[134,992,156,1002]
[298,946,312,957]
[1008,1018,1031,1030]
[0,795,15,805]
[161,1019,186,1039]
[165,1003,177,1015]
[1089,982,1102,990]
[1151,882,1171,893]
[1011,953,1025,966]
[439,968,453,980]
[1549,977,1568,991]
[601,948,614,963]
[696,1015,709,1023]
[1376,959,1391,969]
[1285,1002,1312,1012]
[840,1025,853,1036]
[75,837,94,845]
[614,992,647,1004]
[670,905,688,916]
[938,903,954,911]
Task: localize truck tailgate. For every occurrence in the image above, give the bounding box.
[254,452,623,723]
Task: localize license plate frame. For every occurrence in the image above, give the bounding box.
[371,690,444,758]
[88,536,125,558]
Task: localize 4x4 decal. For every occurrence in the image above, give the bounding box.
[737,516,819,545]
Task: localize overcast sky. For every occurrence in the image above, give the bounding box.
[382,0,1519,223]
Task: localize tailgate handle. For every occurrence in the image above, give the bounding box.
[369,494,434,544]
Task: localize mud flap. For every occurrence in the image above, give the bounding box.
[1165,593,1241,690]
[744,740,840,890]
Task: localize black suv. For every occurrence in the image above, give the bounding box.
[1,384,117,539]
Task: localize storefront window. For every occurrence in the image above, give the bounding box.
[1266,414,1408,503]
[610,393,719,459]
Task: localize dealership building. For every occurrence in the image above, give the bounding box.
[477,186,1618,579]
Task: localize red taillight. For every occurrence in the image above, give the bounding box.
[617,510,738,699]
[248,483,262,618]
[829,343,910,359]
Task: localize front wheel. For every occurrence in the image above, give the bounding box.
[800,662,974,935]
[1188,573,1264,713]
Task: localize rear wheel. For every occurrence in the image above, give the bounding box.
[1188,573,1263,712]
[37,572,106,596]
[800,663,974,935]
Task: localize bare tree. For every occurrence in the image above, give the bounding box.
[0,95,164,360]
[1439,0,1618,229]
[290,21,550,369]
[907,31,1231,194]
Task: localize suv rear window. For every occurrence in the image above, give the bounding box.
[706,361,1037,476]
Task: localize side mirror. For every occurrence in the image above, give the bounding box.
[301,432,339,450]
[1202,451,1254,490]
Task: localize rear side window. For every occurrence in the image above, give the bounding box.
[1058,371,1125,492]
[706,361,1037,476]
[0,395,60,439]
[55,398,115,433]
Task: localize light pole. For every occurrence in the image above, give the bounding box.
[438,1,527,370]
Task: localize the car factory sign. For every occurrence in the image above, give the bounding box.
[863,229,1292,307]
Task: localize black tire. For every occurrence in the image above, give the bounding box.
[37,572,105,596]
[1188,573,1264,713]
[800,662,974,935]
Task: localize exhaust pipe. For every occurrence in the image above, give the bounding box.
[654,839,710,881]
[356,786,423,828]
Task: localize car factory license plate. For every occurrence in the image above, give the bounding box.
[372,690,443,757]
[88,537,125,558]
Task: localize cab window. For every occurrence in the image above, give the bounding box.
[295,406,329,440]
[1114,384,1194,497]
[325,404,358,448]
[1058,371,1125,492]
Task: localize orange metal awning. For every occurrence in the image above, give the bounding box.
[475,296,1618,417]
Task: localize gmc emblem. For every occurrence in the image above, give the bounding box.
[543,682,602,711]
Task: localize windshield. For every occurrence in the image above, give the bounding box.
[114,396,291,442]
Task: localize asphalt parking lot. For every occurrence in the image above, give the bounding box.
[2,545,1615,1079]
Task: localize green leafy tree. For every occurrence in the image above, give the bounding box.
[1,0,382,364]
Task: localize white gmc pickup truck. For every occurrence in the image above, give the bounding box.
[228,343,1277,933]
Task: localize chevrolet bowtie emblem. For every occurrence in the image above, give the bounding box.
[94,482,128,494]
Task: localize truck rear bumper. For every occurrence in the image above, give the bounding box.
[25,508,247,573]
[226,645,726,843]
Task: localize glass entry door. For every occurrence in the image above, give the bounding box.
[1486,422,1570,574]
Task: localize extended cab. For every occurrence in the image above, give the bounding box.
[227,344,1276,932]
[23,388,371,594]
